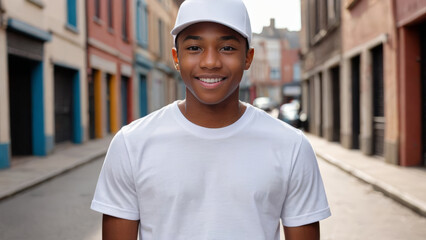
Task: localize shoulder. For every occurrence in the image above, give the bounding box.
[247,104,304,143]
[119,102,177,144]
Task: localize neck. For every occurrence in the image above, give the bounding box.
[178,90,246,128]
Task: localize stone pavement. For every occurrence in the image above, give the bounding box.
[0,136,113,201]
[306,133,426,217]
[0,132,425,218]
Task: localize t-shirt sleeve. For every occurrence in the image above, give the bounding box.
[90,130,140,220]
[281,133,331,227]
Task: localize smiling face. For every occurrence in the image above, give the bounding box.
[172,22,254,106]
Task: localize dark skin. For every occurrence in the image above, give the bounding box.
[102,215,139,240]
[172,22,254,128]
[102,22,320,240]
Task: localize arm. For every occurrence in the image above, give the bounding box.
[284,222,320,240]
[103,214,139,240]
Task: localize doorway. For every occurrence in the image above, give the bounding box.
[420,22,426,165]
[106,73,113,133]
[331,66,340,142]
[139,74,148,117]
[54,66,75,143]
[121,76,129,126]
[372,45,385,157]
[8,55,36,155]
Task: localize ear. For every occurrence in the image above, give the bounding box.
[172,47,180,71]
[244,48,254,70]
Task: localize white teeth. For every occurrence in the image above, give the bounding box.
[199,78,223,83]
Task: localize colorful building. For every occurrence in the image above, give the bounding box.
[132,0,182,118]
[86,0,134,139]
[0,0,86,169]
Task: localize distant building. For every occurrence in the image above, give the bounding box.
[247,39,269,103]
[0,0,87,168]
[300,0,342,142]
[144,0,181,112]
[250,19,301,105]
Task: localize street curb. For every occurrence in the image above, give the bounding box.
[317,152,426,217]
[0,150,107,201]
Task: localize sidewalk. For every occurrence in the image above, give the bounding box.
[306,133,426,217]
[0,136,112,201]
[1,133,425,218]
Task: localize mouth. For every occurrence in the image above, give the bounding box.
[197,77,226,84]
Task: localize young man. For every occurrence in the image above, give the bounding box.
[91,0,331,239]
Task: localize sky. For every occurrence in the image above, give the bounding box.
[242,0,301,33]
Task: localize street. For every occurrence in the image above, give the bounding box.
[0,157,103,240]
[319,159,426,240]
[1,156,426,240]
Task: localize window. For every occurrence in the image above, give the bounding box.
[95,0,100,19]
[67,0,77,30]
[327,0,339,26]
[108,0,113,29]
[314,0,321,35]
[270,68,281,80]
[136,0,149,48]
[158,19,164,58]
[122,0,129,40]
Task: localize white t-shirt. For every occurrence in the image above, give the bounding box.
[91,101,331,240]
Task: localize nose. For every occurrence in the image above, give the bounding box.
[199,48,222,69]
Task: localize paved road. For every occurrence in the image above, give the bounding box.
[0,157,104,240]
[1,156,426,240]
[318,159,426,240]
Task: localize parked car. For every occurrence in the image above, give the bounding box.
[278,100,301,128]
[252,97,278,112]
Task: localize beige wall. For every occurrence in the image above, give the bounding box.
[45,0,87,140]
[147,0,174,62]
[2,0,47,30]
[146,0,179,111]
[0,28,9,142]
[2,0,87,142]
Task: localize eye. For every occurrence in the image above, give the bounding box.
[186,46,201,51]
[221,46,236,51]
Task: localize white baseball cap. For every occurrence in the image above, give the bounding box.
[171,0,252,45]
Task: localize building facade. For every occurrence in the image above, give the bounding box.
[252,19,301,105]
[0,0,86,169]
[300,0,342,142]
[145,0,181,112]
[132,0,181,118]
[86,0,134,139]
[395,0,426,166]
[300,0,420,166]
[340,0,398,162]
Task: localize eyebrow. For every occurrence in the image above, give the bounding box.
[183,35,202,42]
[182,35,241,43]
[219,35,241,42]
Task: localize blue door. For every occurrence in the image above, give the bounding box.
[139,74,148,117]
